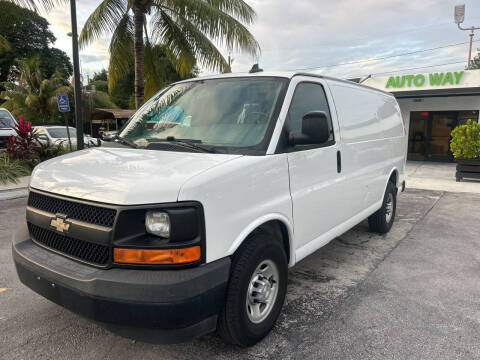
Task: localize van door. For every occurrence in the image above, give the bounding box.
[282,78,348,256]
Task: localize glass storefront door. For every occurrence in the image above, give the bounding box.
[408,110,479,161]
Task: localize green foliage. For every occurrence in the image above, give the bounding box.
[450,119,480,159]
[93,90,119,108]
[0,152,31,184]
[1,57,72,124]
[0,1,72,82]
[40,48,73,78]
[37,142,71,162]
[92,69,108,82]
[4,0,66,13]
[79,0,259,106]
[87,80,108,93]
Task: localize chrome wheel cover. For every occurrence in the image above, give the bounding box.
[385,193,394,223]
[246,259,279,324]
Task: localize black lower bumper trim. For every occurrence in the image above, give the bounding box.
[12,225,230,341]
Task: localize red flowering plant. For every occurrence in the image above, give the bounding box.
[6,117,40,167]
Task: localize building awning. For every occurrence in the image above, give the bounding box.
[91,108,136,121]
[391,87,480,98]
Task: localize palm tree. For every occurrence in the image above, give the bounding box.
[79,0,259,109]
[1,57,71,123]
[4,0,64,12]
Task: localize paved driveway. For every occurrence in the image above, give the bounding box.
[1,189,479,359]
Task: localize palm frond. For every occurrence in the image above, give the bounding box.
[107,12,134,91]
[203,0,255,24]
[4,0,65,12]
[78,0,127,48]
[153,11,197,76]
[0,35,11,54]
[153,0,259,56]
[156,10,230,74]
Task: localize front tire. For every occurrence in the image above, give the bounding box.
[217,232,288,347]
[368,181,397,234]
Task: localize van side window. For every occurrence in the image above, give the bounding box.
[286,82,334,145]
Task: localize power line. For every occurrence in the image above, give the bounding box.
[347,60,467,79]
[284,40,479,72]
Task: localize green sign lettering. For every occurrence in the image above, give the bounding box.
[414,74,425,86]
[385,71,465,89]
[454,71,464,84]
[386,76,396,88]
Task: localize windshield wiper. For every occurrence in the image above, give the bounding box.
[147,136,217,153]
[114,135,138,149]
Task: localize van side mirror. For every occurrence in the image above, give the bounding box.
[289,111,330,146]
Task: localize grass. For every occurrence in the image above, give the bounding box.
[0,152,31,185]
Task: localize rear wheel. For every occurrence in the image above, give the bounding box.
[368,181,397,233]
[217,232,287,347]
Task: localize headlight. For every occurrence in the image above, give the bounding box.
[145,211,170,238]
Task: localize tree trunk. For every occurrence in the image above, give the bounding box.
[133,4,145,109]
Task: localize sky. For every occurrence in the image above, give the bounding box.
[45,0,480,81]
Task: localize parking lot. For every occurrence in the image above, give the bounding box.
[1,188,480,359]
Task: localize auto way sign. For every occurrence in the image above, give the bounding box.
[385,71,465,89]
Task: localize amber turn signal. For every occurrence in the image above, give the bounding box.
[113,246,201,265]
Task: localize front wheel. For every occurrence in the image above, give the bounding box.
[368,181,397,233]
[217,232,288,347]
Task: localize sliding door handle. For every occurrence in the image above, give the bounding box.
[337,150,341,173]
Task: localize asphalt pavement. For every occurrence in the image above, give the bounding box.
[1,189,479,359]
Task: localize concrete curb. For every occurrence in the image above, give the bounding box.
[0,188,28,201]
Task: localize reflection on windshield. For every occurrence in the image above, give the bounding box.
[47,128,77,138]
[0,111,15,128]
[119,77,287,152]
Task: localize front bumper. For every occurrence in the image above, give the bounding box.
[12,225,230,343]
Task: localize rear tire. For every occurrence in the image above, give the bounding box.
[217,232,288,347]
[368,181,397,234]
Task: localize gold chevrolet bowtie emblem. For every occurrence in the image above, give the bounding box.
[50,216,71,233]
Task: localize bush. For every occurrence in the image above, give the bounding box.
[6,117,40,167]
[37,142,72,162]
[0,153,31,184]
[450,120,480,159]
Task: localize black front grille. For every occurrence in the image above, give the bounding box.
[28,191,116,227]
[28,223,110,266]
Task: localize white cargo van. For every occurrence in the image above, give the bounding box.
[13,72,406,347]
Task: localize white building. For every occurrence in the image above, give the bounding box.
[362,69,480,162]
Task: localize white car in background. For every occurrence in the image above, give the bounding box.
[35,126,100,147]
[0,108,18,148]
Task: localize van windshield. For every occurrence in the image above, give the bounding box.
[119,77,287,154]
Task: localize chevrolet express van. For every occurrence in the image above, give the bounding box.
[13,72,406,347]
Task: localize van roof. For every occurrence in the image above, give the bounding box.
[173,71,394,97]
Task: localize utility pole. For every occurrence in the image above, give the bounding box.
[454,4,480,70]
[69,0,84,150]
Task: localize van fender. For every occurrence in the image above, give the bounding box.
[227,213,296,267]
[383,167,399,195]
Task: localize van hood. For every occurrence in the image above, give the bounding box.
[30,147,242,205]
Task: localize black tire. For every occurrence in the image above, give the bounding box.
[217,231,288,347]
[368,181,397,234]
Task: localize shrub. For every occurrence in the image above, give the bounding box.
[0,153,31,184]
[450,120,480,159]
[37,142,72,162]
[6,117,40,166]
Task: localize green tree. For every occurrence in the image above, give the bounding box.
[0,1,72,82]
[92,69,108,82]
[469,51,480,70]
[1,57,71,124]
[79,0,259,109]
